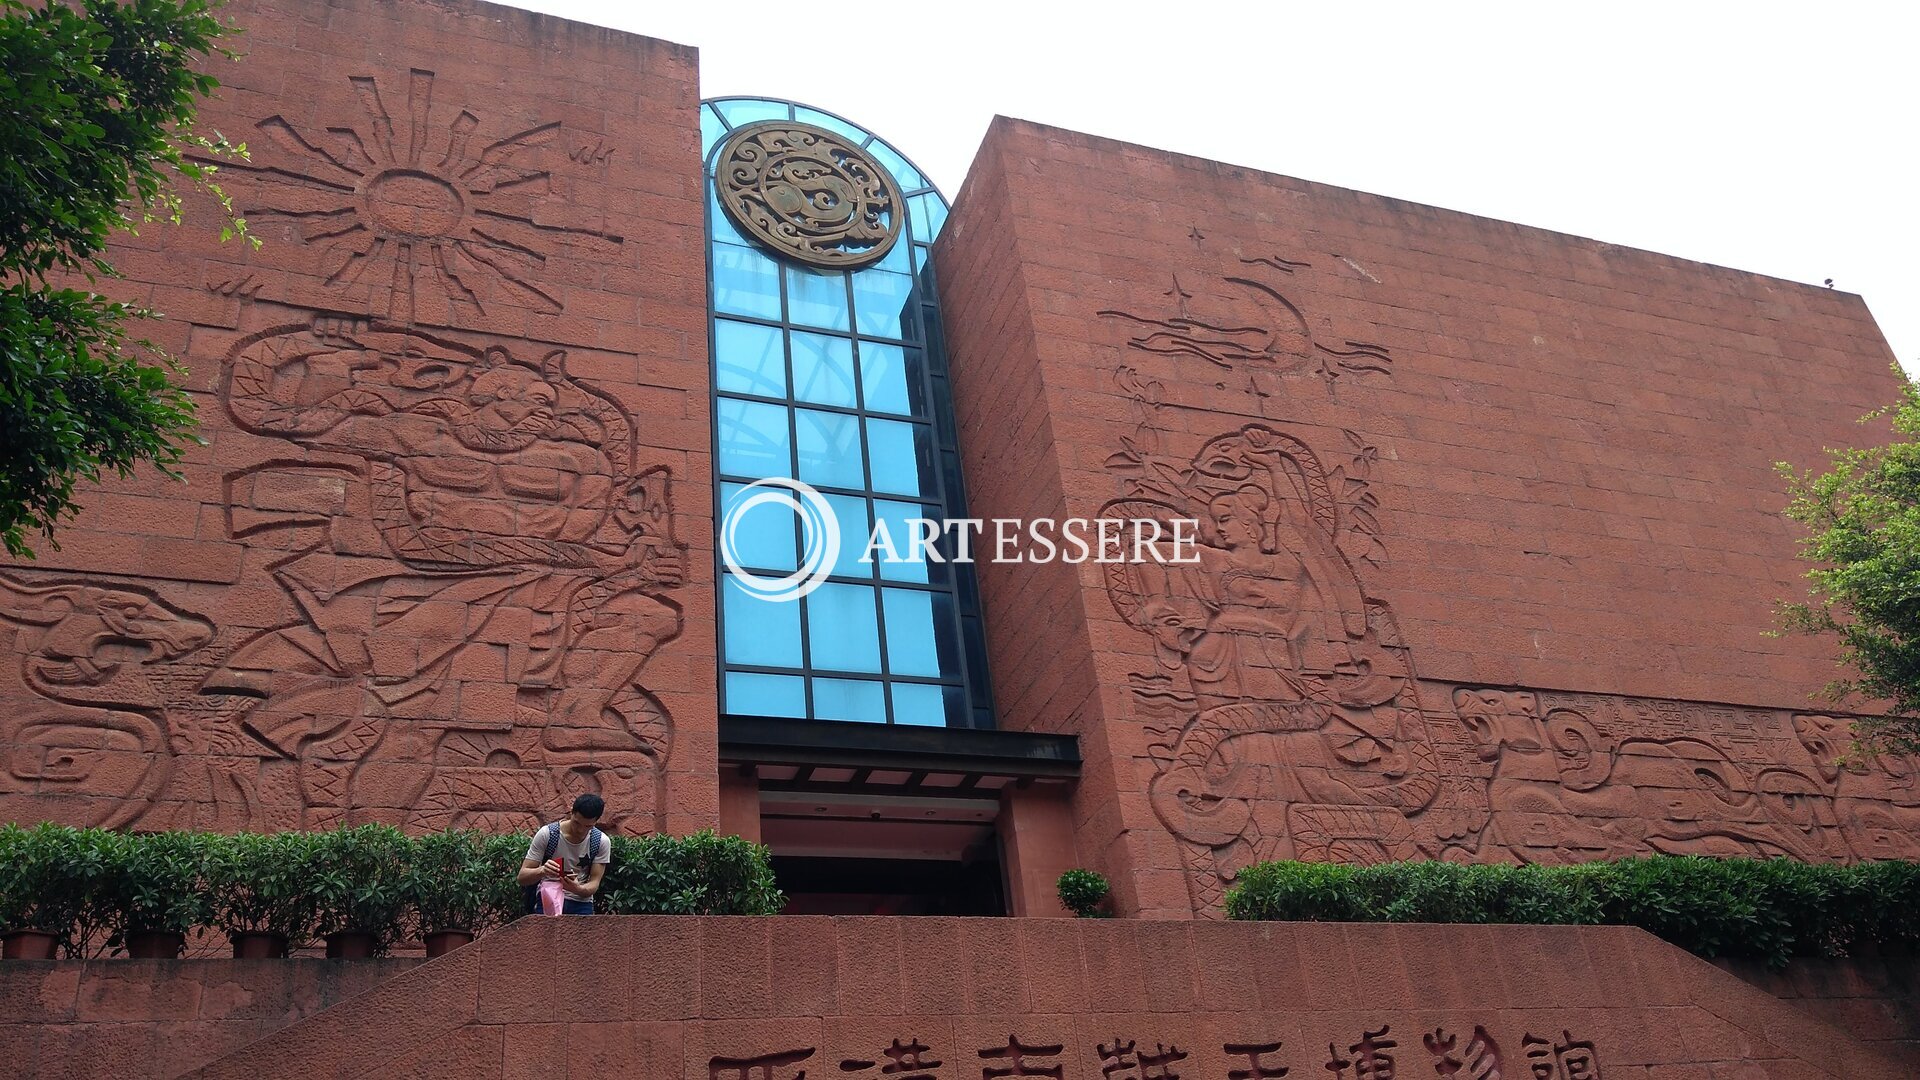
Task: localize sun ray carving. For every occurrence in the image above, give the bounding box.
[210,70,622,323]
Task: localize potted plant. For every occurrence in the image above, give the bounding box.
[1056,868,1113,918]
[208,831,319,958]
[310,824,411,959]
[0,824,116,958]
[481,832,537,926]
[105,831,213,959]
[406,830,501,956]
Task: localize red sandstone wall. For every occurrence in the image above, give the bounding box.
[169,916,1910,1080]
[0,957,420,1078]
[1718,957,1920,1073]
[934,117,1920,917]
[0,0,717,835]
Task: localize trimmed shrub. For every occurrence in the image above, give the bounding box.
[102,830,213,945]
[1055,869,1112,918]
[0,823,784,954]
[1224,855,1920,969]
[407,830,505,936]
[600,830,784,915]
[0,823,120,955]
[308,824,413,953]
[206,830,323,948]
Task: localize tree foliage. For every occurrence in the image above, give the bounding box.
[1778,365,1920,754]
[0,0,244,557]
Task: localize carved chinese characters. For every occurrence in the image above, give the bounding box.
[705,1025,1601,1080]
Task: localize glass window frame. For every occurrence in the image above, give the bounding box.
[703,97,992,729]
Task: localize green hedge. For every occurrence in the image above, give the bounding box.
[0,823,783,957]
[1224,856,1920,969]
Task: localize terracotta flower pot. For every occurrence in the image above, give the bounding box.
[1,930,58,960]
[230,931,288,959]
[424,930,474,958]
[324,931,378,959]
[124,930,185,959]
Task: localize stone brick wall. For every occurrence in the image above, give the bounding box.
[0,958,420,1079]
[934,117,1919,918]
[1718,956,1920,1074]
[168,916,1910,1080]
[0,0,717,836]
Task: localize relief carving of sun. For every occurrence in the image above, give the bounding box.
[219,69,622,324]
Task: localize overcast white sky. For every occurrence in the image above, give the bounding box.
[508,0,1917,371]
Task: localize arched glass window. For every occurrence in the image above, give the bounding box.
[704,97,993,729]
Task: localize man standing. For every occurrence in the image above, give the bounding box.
[518,793,611,914]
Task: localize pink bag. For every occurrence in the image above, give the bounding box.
[538,876,567,916]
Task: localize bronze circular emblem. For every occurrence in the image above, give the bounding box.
[715,121,904,270]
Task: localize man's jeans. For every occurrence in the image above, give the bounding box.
[561,898,594,915]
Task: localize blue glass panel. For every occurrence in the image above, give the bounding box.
[889,682,958,727]
[726,672,805,718]
[716,99,790,127]
[709,183,750,248]
[795,408,866,489]
[714,319,785,397]
[909,193,949,241]
[865,139,925,192]
[722,575,802,667]
[716,398,791,479]
[793,106,870,144]
[786,266,851,331]
[700,105,728,157]
[813,677,886,723]
[880,588,938,676]
[866,419,934,497]
[720,481,797,571]
[876,231,912,274]
[851,270,914,339]
[713,242,781,319]
[858,343,922,417]
[789,332,857,407]
[822,492,870,578]
[872,499,934,583]
[806,583,881,673]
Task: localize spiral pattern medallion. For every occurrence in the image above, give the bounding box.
[715,121,904,269]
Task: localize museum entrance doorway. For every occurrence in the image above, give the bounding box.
[761,789,1005,915]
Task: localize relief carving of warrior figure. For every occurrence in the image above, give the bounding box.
[1102,423,1453,911]
[207,319,685,832]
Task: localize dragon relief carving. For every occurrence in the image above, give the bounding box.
[0,575,214,828]
[1098,255,1392,391]
[1096,249,1918,915]
[1108,423,1920,912]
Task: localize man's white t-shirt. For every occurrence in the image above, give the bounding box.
[526,823,611,886]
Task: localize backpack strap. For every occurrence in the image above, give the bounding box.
[588,827,604,862]
[541,822,564,863]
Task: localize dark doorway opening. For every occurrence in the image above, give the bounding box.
[756,789,1005,915]
[773,853,1005,915]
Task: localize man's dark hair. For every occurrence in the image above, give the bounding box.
[571,792,605,820]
